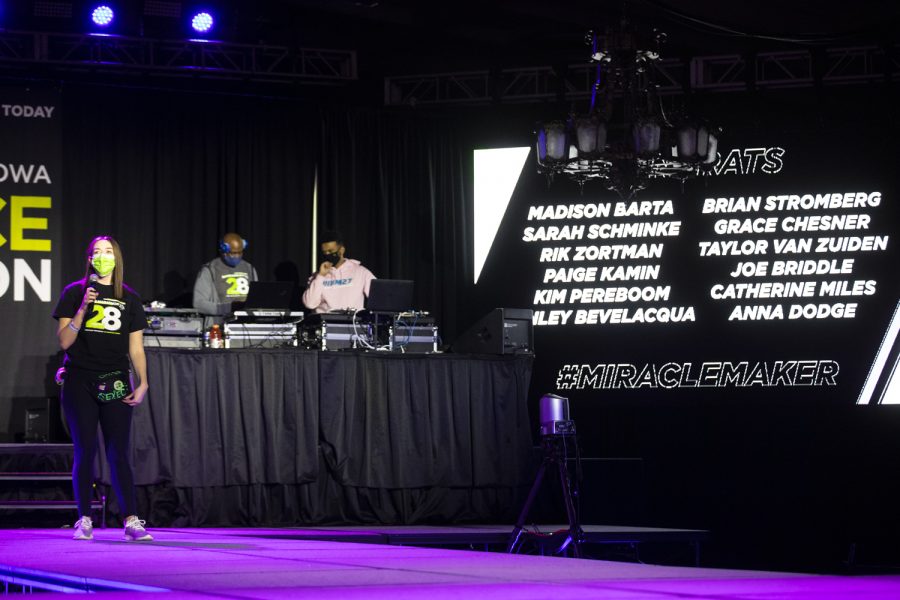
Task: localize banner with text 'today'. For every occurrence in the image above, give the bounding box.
[0,87,62,414]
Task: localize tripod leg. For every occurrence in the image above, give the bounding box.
[507,462,548,553]
[557,458,583,558]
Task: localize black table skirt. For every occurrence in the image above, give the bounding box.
[101,348,534,526]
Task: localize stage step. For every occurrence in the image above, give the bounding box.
[0,453,107,526]
[0,500,102,510]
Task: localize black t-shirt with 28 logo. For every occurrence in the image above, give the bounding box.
[53,280,146,372]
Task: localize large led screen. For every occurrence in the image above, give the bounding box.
[473,128,899,407]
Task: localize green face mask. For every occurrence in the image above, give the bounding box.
[92,255,116,277]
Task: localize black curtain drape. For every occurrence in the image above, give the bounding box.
[318,110,472,340]
[93,349,533,526]
[125,349,320,487]
[59,88,473,339]
[317,352,533,488]
[61,84,319,304]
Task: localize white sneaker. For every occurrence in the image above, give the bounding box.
[123,516,153,542]
[73,516,93,541]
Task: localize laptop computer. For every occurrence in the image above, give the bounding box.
[233,281,302,320]
[365,279,414,312]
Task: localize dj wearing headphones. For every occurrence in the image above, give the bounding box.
[193,232,259,327]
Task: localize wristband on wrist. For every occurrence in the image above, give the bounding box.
[67,322,79,333]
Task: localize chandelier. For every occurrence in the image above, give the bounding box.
[535,21,720,199]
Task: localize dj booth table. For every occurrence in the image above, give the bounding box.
[108,348,534,526]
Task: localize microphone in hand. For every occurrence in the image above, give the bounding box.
[82,274,100,310]
[318,261,334,278]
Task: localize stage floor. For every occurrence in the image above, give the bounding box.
[224,523,709,547]
[0,527,898,598]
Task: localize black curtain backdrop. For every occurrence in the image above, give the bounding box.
[318,110,472,340]
[58,87,473,341]
[60,84,319,305]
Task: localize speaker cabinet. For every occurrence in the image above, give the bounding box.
[23,398,65,443]
[452,308,533,354]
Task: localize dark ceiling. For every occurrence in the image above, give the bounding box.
[9,1,900,100]
[257,0,900,75]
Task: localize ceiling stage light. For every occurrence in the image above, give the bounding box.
[91,5,115,27]
[191,11,214,34]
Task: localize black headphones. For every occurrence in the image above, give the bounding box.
[219,237,248,253]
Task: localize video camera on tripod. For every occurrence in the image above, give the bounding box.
[508,393,585,557]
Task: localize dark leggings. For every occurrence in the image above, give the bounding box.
[60,368,137,518]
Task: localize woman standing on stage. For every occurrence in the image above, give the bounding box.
[53,236,153,542]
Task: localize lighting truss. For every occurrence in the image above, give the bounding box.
[0,30,357,84]
[385,45,900,106]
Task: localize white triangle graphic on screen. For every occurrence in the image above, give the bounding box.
[474,147,531,284]
[857,300,900,404]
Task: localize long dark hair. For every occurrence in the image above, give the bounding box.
[82,236,125,300]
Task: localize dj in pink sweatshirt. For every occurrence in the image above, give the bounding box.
[302,258,376,313]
